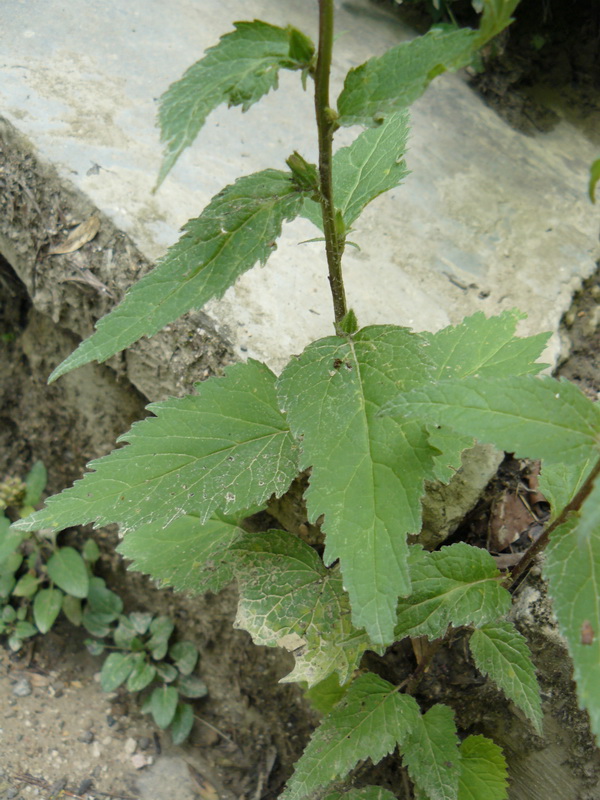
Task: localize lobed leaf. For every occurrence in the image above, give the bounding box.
[117,512,245,596]
[382,376,600,466]
[302,111,410,231]
[469,622,543,733]
[402,704,460,800]
[457,735,508,800]
[277,326,439,645]
[422,311,549,381]
[15,360,298,537]
[49,171,305,381]
[395,544,511,641]
[230,531,379,687]
[281,673,420,800]
[337,28,477,127]
[157,20,314,185]
[544,516,600,741]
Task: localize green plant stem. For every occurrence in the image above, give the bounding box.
[315,0,348,330]
[508,455,600,590]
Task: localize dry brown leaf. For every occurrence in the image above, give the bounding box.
[186,763,220,800]
[48,214,100,255]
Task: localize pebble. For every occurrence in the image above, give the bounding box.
[78,730,94,744]
[6,787,19,798]
[124,737,137,755]
[138,736,151,751]
[77,778,93,795]
[12,678,32,697]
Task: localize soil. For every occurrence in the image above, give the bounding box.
[1,5,600,799]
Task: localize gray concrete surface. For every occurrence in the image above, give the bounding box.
[1,0,598,372]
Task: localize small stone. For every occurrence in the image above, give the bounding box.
[106,715,117,727]
[124,737,137,755]
[12,678,32,697]
[49,778,67,795]
[7,787,19,798]
[138,736,151,751]
[76,778,93,795]
[78,730,94,744]
[131,753,153,770]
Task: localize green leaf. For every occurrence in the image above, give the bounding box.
[33,588,63,633]
[230,531,376,686]
[155,662,178,683]
[402,704,460,800]
[383,376,600,466]
[100,652,136,692]
[286,151,319,194]
[170,702,195,745]
[0,522,25,566]
[151,685,179,729]
[118,511,245,596]
[169,641,199,675]
[469,622,543,734]
[18,361,298,538]
[305,672,349,715]
[86,576,123,618]
[395,544,511,641]
[46,547,89,598]
[126,655,157,692]
[544,516,600,741]
[129,611,154,635]
[13,620,38,639]
[302,112,410,231]
[575,475,600,545]
[148,616,175,660]
[174,674,208,699]
[474,0,520,49]
[82,538,100,564]
[82,612,112,638]
[324,788,398,800]
[157,21,314,185]
[113,615,142,649]
[537,458,596,518]
[48,172,305,381]
[589,158,600,203]
[12,573,40,598]
[277,326,439,645]
[337,28,477,127]
[422,311,549,381]
[85,638,106,656]
[281,673,420,800]
[61,594,83,626]
[23,461,47,507]
[457,735,508,800]
[0,572,17,602]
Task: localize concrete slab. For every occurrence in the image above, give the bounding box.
[1,0,598,372]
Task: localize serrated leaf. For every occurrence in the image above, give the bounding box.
[157,21,314,185]
[230,531,377,686]
[170,702,195,745]
[277,326,438,645]
[538,459,596,519]
[281,673,420,800]
[17,361,298,538]
[457,735,508,800]
[117,511,245,596]
[61,594,83,626]
[151,685,179,729]
[126,655,157,692]
[46,547,89,599]
[423,311,549,381]
[324,788,398,800]
[544,516,600,741]
[49,172,305,381]
[23,461,47,507]
[383,376,600,466]
[469,622,542,733]
[175,674,208,698]
[100,652,136,692]
[337,28,477,127]
[302,112,409,231]
[169,641,199,676]
[305,672,349,715]
[395,544,511,641]
[33,588,63,633]
[403,704,460,800]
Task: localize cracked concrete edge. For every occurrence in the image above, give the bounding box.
[0,115,236,403]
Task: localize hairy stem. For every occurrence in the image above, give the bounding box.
[508,455,600,590]
[315,0,348,329]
